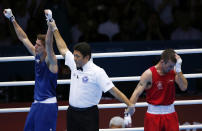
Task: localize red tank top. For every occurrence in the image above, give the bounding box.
[146,66,176,105]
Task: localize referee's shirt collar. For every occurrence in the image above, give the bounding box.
[82,60,92,71]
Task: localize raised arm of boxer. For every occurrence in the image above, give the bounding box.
[3,9,35,56]
[174,54,188,91]
[44,9,58,74]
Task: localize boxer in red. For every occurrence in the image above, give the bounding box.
[128,49,188,131]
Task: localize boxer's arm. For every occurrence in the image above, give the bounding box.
[45,25,58,74]
[174,54,188,91]
[175,72,188,91]
[130,69,152,105]
[3,9,35,55]
[123,69,152,127]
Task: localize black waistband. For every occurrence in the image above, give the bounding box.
[69,105,97,111]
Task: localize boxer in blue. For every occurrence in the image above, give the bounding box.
[3,9,58,131]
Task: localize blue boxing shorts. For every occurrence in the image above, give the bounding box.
[24,102,58,131]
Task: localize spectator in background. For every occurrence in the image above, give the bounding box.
[9,1,31,44]
[97,6,120,41]
[79,19,109,42]
[146,11,165,40]
[112,19,132,41]
[45,0,71,43]
[191,0,202,31]
[0,1,12,46]
[113,0,151,41]
[153,0,179,25]
[71,22,83,43]
[129,0,150,40]
[26,0,48,42]
[15,1,30,32]
[26,0,47,17]
[109,116,124,128]
[171,8,202,40]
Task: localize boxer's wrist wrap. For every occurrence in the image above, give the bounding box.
[175,58,182,73]
[10,15,15,22]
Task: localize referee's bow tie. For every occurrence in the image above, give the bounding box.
[77,67,83,71]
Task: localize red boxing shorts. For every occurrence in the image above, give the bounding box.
[144,112,179,131]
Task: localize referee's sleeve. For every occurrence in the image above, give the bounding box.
[96,69,114,93]
[64,50,76,71]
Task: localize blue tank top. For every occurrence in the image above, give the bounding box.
[34,55,57,101]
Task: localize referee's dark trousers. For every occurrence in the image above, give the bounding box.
[67,105,99,131]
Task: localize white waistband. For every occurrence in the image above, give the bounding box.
[147,104,175,114]
[34,97,57,104]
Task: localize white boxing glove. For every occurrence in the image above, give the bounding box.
[3,8,15,22]
[44,9,53,22]
[124,113,132,128]
[175,58,182,73]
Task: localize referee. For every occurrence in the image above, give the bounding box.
[47,10,134,131]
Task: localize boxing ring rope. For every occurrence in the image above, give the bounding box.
[0,48,202,62]
[1,99,202,113]
[1,100,202,130]
[1,48,202,130]
[0,73,202,87]
[99,124,202,131]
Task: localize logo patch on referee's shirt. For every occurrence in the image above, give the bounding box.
[82,76,88,83]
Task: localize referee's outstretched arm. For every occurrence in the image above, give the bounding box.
[109,87,135,115]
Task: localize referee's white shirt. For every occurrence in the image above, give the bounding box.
[65,51,114,108]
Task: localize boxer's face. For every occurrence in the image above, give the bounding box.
[162,59,175,73]
[35,39,45,55]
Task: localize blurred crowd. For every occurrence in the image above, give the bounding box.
[0,0,202,47]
